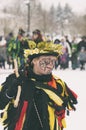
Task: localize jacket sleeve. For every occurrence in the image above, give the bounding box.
[64,82,78,110]
[54,76,78,111]
[0,73,21,109]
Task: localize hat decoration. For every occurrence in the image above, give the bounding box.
[24,41,63,58]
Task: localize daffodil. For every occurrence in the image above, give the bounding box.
[28,41,36,49]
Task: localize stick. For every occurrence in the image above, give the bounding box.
[13,59,21,108]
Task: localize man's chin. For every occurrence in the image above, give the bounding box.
[45,70,52,75]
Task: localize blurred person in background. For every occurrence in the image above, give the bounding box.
[54,39,61,69]
[6,32,14,69]
[71,36,78,70]
[16,28,28,68]
[77,36,86,52]
[7,28,28,69]
[65,35,72,49]
[59,37,71,69]
[78,47,86,70]
[0,54,5,69]
[32,29,44,43]
[0,36,6,69]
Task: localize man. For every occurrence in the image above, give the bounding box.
[77,36,86,52]
[0,40,78,130]
[32,29,43,43]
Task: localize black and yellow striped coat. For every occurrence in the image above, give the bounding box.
[0,70,78,130]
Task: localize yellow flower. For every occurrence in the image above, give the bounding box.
[31,48,39,55]
[24,49,31,57]
[24,41,63,58]
[55,44,63,54]
[37,42,46,50]
[44,42,54,51]
[28,41,36,49]
[24,48,40,57]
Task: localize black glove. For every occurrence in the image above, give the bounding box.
[6,80,18,97]
[62,97,69,107]
[6,76,22,97]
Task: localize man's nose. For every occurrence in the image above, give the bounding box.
[47,62,55,68]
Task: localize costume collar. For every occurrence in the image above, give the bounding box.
[28,68,52,82]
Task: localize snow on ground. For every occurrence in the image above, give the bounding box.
[53,69,86,130]
[0,68,86,130]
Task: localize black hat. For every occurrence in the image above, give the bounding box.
[33,29,41,35]
[18,28,25,36]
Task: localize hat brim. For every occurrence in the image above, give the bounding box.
[28,52,59,61]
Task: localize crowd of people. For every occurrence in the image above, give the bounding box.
[0,29,86,70]
[54,35,86,70]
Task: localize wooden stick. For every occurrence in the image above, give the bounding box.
[13,59,21,108]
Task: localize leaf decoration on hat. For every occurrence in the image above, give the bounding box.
[28,41,36,49]
[44,42,55,51]
[55,44,63,55]
[37,42,46,50]
[24,49,31,58]
[24,40,63,58]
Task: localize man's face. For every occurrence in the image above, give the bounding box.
[32,56,57,75]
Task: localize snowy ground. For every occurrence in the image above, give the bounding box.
[0,68,86,130]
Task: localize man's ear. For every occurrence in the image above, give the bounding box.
[31,58,37,65]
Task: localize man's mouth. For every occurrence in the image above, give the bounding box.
[46,67,53,72]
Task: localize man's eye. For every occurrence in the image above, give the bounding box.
[45,61,50,65]
[52,60,56,64]
[40,61,45,65]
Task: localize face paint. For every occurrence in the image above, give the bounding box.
[32,56,57,75]
[39,60,46,71]
[39,58,56,71]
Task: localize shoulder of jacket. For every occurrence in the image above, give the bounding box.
[53,75,63,82]
[52,75,66,87]
[52,75,68,96]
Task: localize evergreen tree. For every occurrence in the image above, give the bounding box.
[48,5,57,33]
[56,3,64,35]
[63,3,74,21]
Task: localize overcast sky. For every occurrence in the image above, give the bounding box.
[0,0,86,15]
[39,0,86,14]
